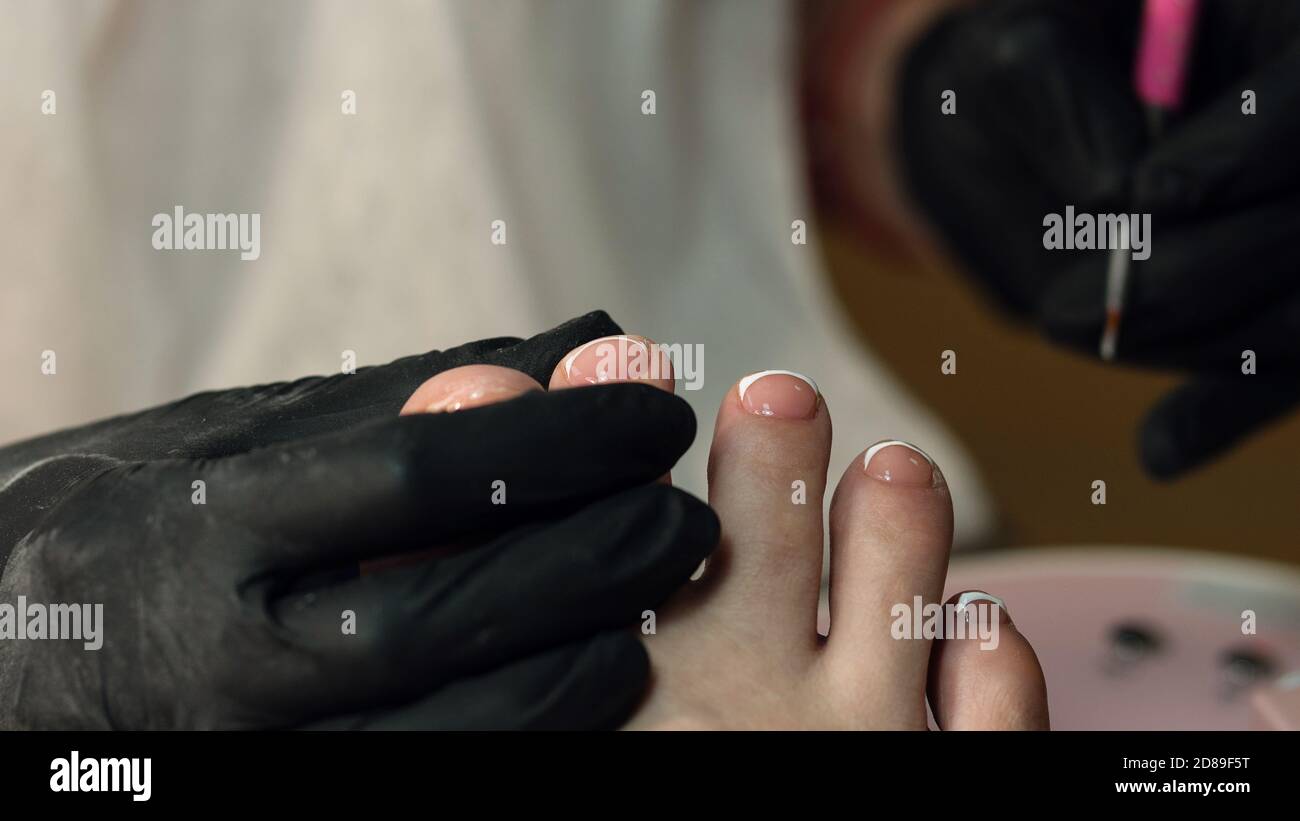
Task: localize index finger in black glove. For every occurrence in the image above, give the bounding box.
[1139,376,1300,479]
[218,383,697,569]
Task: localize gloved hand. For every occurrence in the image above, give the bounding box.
[0,311,718,729]
[895,0,1300,477]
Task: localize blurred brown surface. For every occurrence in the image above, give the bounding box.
[818,221,1300,566]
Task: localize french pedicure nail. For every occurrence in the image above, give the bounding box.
[956,591,1012,625]
[862,440,944,488]
[689,559,708,582]
[737,370,819,419]
[564,335,673,390]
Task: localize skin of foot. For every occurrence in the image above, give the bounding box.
[402,337,1049,730]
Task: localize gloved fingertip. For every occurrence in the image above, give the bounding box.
[594,633,652,727]
[584,629,650,691]
[1137,408,1189,481]
[529,631,649,730]
[494,311,627,385]
[1139,380,1223,480]
[642,483,721,569]
[562,382,699,468]
[544,310,625,344]
[1139,379,1300,481]
[571,309,622,335]
[680,488,722,553]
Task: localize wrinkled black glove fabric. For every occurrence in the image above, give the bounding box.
[897,0,1300,477]
[0,311,718,729]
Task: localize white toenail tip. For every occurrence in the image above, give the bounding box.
[565,335,645,381]
[737,370,819,401]
[689,558,708,582]
[564,338,599,380]
[862,440,934,470]
[563,349,582,380]
[956,591,1006,614]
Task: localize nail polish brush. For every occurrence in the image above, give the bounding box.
[1101,0,1200,361]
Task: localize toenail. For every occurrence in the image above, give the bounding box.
[563,335,674,390]
[863,440,944,487]
[956,590,1012,625]
[737,370,819,419]
[689,558,708,581]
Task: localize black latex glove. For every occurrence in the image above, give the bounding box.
[0,311,718,729]
[896,0,1300,477]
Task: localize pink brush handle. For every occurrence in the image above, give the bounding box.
[1135,0,1199,110]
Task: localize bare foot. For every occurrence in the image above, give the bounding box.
[626,369,1048,729]
[401,349,1048,729]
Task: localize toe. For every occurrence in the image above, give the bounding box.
[374,364,543,575]
[548,334,675,393]
[927,591,1050,730]
[822,441,953,726]
[699,370,830,655]
[548,333,677,486]
[400,364,542,415]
